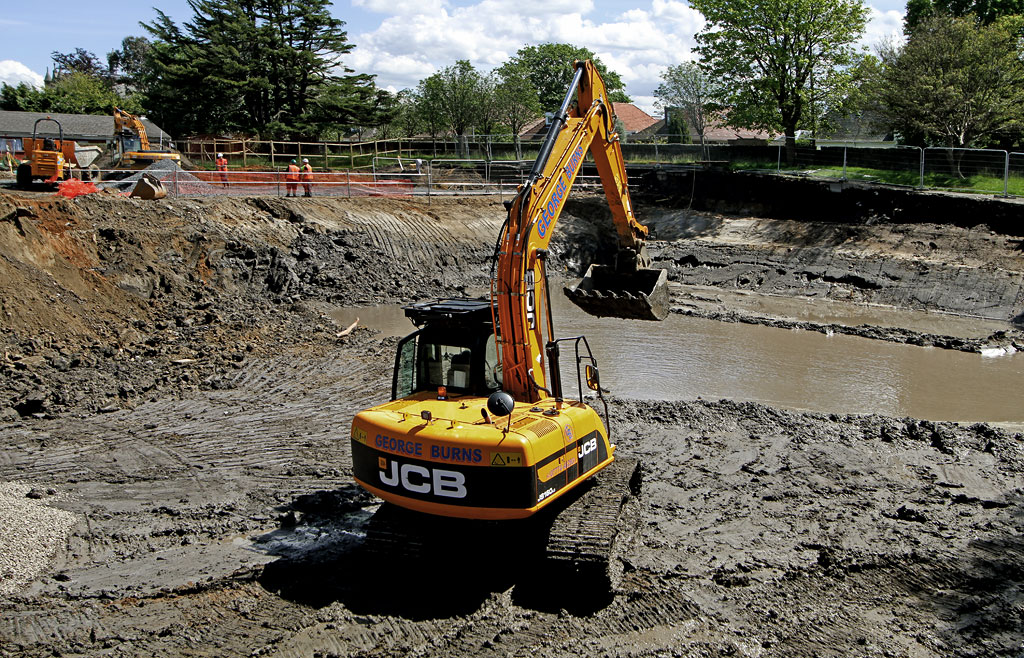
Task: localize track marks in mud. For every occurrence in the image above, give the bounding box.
[3,349,1023,656]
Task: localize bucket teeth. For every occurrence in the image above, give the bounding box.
[564,264,669,321]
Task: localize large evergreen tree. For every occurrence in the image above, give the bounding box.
[141,0,374,138]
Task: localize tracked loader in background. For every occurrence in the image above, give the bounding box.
[350,60,668,602]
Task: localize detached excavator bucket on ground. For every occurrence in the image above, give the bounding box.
[564,264,669,321]
[129,173,167,200]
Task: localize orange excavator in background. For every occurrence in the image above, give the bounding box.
[350,61,668,592]
[113,107,181,168]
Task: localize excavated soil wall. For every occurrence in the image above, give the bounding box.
[639,169,1024,235]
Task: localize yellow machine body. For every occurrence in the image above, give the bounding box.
[352,60,665,521]
[114,107,181,169]
[17,118,74,188]
[352,393,612,520]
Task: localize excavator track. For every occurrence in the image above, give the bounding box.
[358,458,642,611]
[540,457,641,589]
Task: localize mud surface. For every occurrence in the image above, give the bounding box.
[1,187,1023,656]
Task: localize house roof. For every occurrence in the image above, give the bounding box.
[0,110,173,142]
[703,122,774,142]
[519,116,548,140]
[639,109,777,143]
[611,103,659,133]
[516,103,659,139]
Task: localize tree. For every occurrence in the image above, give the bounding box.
[875,14,1024,151]
[905,0,1024,32]
[494,61,542,158]
[0,83,46,112]
[415,76,446,140]
[504,44,630,112]
[51,48,108,81]
[365,88,402,139]
[1,73,137,115]
[393,89,425,138]
[107,37,153,89]
[422,60,486,156]
[475,73,504,139]
[654,62,717,157]
[44,72,132,114]
[690,0,868,161]
[142,0,374,138]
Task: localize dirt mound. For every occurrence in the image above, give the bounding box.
[0,192,503,419]
[104,159,217,195]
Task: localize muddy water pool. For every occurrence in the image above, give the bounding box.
[332,293,1023,424]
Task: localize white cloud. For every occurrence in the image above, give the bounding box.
[349,0,900,106]
[631,94,660,117]
[0,60,44,89]
[862,8,905,51]
[353,0,450,15]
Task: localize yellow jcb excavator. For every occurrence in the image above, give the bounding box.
[350,61,667,593]
[113,107,181,168]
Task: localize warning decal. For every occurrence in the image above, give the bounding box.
[490,452,523,467]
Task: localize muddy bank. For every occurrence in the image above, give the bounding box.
[2,190,1021,422]
[639,168,1024,235]
[0,345,1021,656]
[0,192,503,420]
[561,193,1024,347]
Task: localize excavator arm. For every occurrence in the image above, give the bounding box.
[493,60,669,403]
[114,107,151,151]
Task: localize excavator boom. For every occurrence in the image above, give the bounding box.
[495,59,668,402]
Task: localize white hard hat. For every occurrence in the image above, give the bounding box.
[302,158,308,163]
[217,153,223,157]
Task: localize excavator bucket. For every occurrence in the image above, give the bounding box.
[129,173,167,200]
[564,264,669,321]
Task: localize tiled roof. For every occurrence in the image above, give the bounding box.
[517,104,659,138]
[641,109,777,143]
[611,103,659,133]
[0,110,173,142]
[519,117,548,139]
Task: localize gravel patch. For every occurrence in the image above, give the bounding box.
[0,482,77,596]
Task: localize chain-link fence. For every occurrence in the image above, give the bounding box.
[111,137,1024,199]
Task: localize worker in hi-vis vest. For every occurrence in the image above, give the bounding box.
[301,158,313,197]
[216,152,228,187]
[285,159,299,197]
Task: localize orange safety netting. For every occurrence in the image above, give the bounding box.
[56,178,100,199]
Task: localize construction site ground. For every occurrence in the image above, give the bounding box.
[0,184,1022,657]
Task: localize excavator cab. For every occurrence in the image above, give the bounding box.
[393,298,501,399]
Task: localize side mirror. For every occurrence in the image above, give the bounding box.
[585,365,600,391]
[487,390,515,417]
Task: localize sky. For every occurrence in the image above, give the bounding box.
[0,0,907,117]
